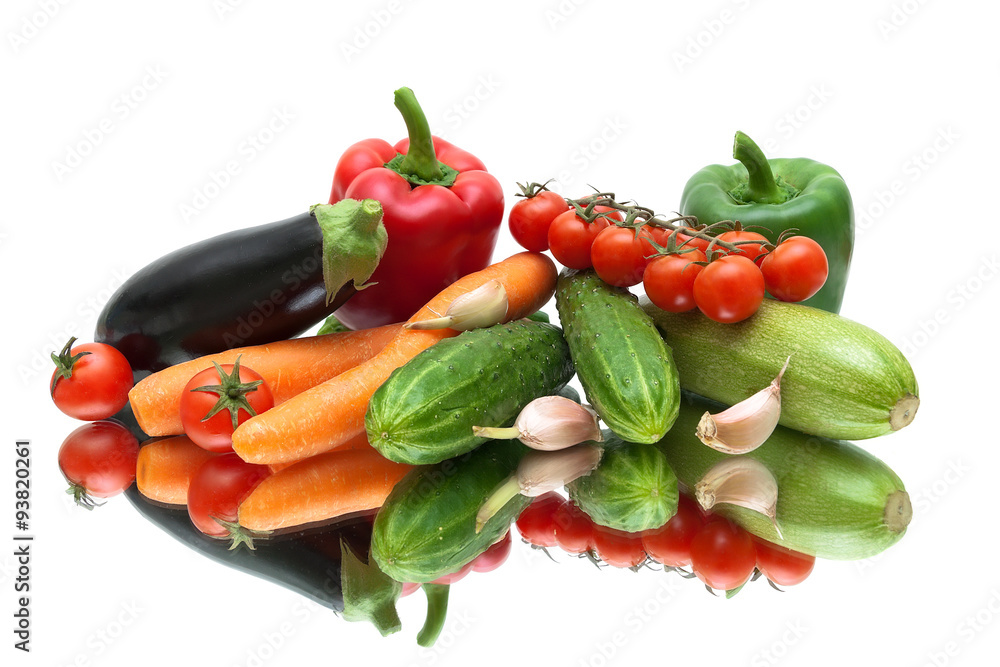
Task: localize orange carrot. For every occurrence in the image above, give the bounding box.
[237,447,412,532]
[129,323,402,437]
[266,430,373,474]
[232,251,558,465]
[135,436,217,506]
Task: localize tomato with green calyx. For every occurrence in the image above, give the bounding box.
[509,187,568,252]
[58,420,139,509]
[179,357,274,453]
[642,248,707,313]
[753,536,815,586]
[641,493,706,567]
[592,525,646,568]
[187,452,271,548]
[760,235,829,303]
[50,337,132,421]
[547,206,624,270]
[591,225,658,287]
[693,254,765,323]
[715,229,770,264]
[515,491,563,547]
[690,516,757,590]
[552,498,594,554]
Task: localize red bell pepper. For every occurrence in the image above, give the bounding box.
[328,87,504,329]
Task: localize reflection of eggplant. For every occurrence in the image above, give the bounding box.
[125,485,374,610]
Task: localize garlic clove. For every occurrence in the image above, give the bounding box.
[472,395,603,451]
[696,356,790,454]
[694,457,783,539]
[406,280,508,331]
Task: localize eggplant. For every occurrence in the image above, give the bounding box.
[96,200,387,381]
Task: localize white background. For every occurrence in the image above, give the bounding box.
[3,1,997,665]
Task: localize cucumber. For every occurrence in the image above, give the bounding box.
[640,297,919,441]
[555,269,680,444]
[566,433,678,533]
[371,440,530,583]
[366,319,574,465]
[656,395,911,560]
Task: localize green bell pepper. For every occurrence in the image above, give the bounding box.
[679,131,854,314]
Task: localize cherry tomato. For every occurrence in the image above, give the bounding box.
[692,254,765,323]
[552,498,594,554]
[753,537,816,586]
[547,206,623,270]
[515,491,563,547]
[760,236,829,302]
[50,337,132,421]
[400,582,421,598]
[431,559,474,585]
[471,530,512,573]
[58,420,139,508]
[591,226,658,287]
[642,249,707,313]
[715,229,770,264]
[689,517,757,590]
[641,494,706,567]
[508,191,569,252]
[179,358,274,453]
[592,525,646,568]
[672,227,713,254]
[187,453,271,541]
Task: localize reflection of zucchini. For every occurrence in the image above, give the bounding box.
[656,395,911,560]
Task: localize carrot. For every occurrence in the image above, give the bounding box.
[129,323,402,437]
[232,251,558,465]
[266,430,373,474]
[237,447,412,532]
[136,436,217,506]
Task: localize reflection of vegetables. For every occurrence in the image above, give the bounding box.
[232,251,558,465]
[642,297,919,440]
[689,517,757,590]
[136,435,216,506]
[58,421,139,509]
[641,493,706,567]
[96,199,387,380]
[50,337,132,421]
[186,453,271,548]
[129,323,400,437]
[329,87,504,329]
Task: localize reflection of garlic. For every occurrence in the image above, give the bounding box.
[475,444,602,533]
[695,457,783,539]
[472,396,603,451]
[405,280,508,331]
[696,356,791,454]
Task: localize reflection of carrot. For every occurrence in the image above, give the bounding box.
[136,436,216,506]
[232,252,558,465]
[129,323,402,437]
[237,447,411,532]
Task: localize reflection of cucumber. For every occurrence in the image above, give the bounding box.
[656,395,911,560]
[125,486,373,610]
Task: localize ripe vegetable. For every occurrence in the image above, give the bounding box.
[692,254,765,323]
[179,358,274,453]
[515,491,564,547]
[642,249,706,313]
[641,493,705,567]
[689,517,757,590]
[752,536,815,586]
[592,525,646,568]
[50,337,132,421]
[760,235,829,302]
[58,421,140,508]
[552,499,594,554]
[590,225,657,287]
[187,453,271,548]
[715,228,770,264]
[508,184,568,252]
[136,435,217,506]
[547,206,623,270]
[471,531,512,573]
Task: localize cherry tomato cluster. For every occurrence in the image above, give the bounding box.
[515,491,815,592]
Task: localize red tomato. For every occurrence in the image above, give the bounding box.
[641,494,706,567]
[760,236,829,302]
[431,559,474,585]
[692,255,765,323]
[186,453,271,540]
[642,249,707,313]
[179,359,274,453]
[716,230,770,264]
[592,525,646,568]
[50,338,132,421]
[547,206,623,270]
[591,226,658,287]
[672,227,713,254]
[753,537,816,586]
[515,491,563,547]
[471,530,512,573]
[508,191,569,252]
[58,420,139,508]
[689,517,757,590]
[552,498,594,554]
[400,582,421,598]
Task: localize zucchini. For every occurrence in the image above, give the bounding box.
[640,297,919,440]
[656,395,911,560]
[555,269,680,443]
[366,319,574,465]
[566,433,678,533]
[371,440,530,583]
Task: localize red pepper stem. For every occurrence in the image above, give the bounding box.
[732,131,784,205]
[395,87,444,183]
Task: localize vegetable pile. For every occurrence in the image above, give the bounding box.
[49,86,920,647]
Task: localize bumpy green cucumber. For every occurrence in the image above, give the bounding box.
[366,319,574,465]
[640,297,919,440]
[656,395,911,560]
[371,440,530,583]
[555,269,680,443]
[566,433,678,533]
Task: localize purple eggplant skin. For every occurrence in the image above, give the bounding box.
[95,211,356,381]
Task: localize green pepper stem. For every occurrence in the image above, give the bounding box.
[416,584,450,647]
[395,87,444,183]
[732,131,784,205]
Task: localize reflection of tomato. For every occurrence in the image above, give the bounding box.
[186,453,271,541]
[179,359,273,452]
[552,499,594,554]
[690,517,757,590]
[471,530,512,573]
[58,420,139,508]
[592,525,646,568]
[641,494,706,567]
[753,536,816,586]
[515,491,563,547]
[693,255,765,323]
[509,191,568,252]
[50,338,132,421]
